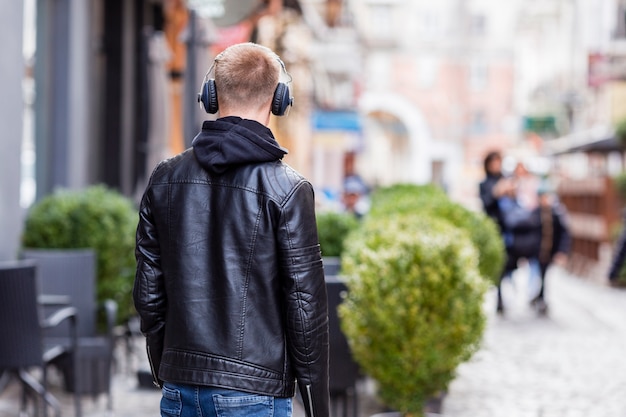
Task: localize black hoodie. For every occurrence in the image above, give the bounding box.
[192,116,288,175]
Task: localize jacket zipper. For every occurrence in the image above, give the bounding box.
[146,346,160,387]
[306,384,315,417]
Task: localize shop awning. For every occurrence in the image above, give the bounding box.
[558,136,622,154]
[545,125,619,155]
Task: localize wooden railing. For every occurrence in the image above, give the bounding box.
[557,176,622,262]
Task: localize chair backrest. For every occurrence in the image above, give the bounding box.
[21,249,97,337]
[0,260,44,369]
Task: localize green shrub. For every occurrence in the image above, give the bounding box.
[338,214,487,416]
[316,210,360,257]
[22,185,138,322]
[367,183,504,285]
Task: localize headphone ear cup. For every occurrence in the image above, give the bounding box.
[271,82,292,116]
[198,79,219,114]
[207,79,219,114]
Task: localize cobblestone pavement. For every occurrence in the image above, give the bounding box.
[1,265,625,417]
[443,265,626,417]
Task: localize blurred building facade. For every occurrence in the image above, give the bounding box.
[3,0,626,266]
[541,0,626,278]
[345,0,620,202]
[1,0,349,260]
[350,0,520,203]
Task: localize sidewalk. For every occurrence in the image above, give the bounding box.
[443,265,626,417]
[1,265,625,417]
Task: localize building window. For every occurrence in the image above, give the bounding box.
[368,4,393,41]
[418,10,442,40]
[469,111,487,135]
[469,61,488,91]
[469,13,486,37]
[417,57,438,89]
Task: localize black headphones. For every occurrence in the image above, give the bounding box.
[197,57,294,116]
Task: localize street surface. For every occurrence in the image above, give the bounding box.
[444,264,626,417]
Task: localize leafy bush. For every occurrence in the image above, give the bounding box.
[338,213,487,416]
[316,210,360,257]
[22,185,138,322]
[367,183,504,285]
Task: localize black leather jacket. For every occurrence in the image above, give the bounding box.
[134,117,329,417]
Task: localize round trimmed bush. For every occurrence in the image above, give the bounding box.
[22,185,137,322]
[338,214,488,416]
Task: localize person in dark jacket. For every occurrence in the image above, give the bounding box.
[134,42,329,417]
[479,151,517,313]
[529,186,570,313]
[609,209,626,283]
[479,151,506,227]
[500,183,570,314]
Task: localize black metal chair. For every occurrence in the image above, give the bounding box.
[326,276,360,417]
[0,260,81,417]
[20,249,117,411]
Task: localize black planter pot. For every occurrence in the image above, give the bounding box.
[370,412,443,417]
[369,390,447,417]
[323,256,342,276]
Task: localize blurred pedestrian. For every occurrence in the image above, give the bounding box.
[479,150,518,313]
[496,174,570,315]
[479,151,506,226]
[134,42,329,417]
[608,209,626,283]
[341,175,369,219]
[528,183,571,313]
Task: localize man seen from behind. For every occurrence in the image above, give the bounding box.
[134,42,330,417]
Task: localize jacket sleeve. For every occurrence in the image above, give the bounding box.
[133,186,167,388]
[277,181,329,417]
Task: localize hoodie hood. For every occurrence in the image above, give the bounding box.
[192,116,288,174]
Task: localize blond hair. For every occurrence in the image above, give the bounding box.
[214,43,282,113]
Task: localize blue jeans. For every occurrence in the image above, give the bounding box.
[160,383,293,417]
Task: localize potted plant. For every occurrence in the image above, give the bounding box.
[316,210,360,276]
[337,184,490,417]
[21,184,138,323]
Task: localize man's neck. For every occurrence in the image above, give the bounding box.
[219,108,271,126]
